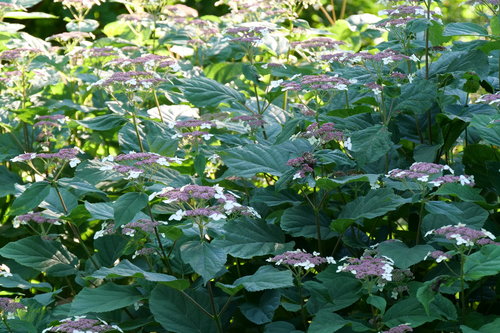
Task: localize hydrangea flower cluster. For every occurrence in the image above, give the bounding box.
[0,298,25,319]
[230,115,266,129]
[380,324,413,333]
[226,25,271,44]
[424,250,452,263]
[424,224,497,247]
[287,152,316,179]
[157,184,260,222]
[291,37,344,50]
[304,122,344,144]
[55,0,102,11]
[107,54,179,72]
[282,74,357,92]
[377,4,441,28]
[266,249,335,270]
[99,152,183,180]
[46,31,94,43]
[94,219,162,239]
[42,316,122,333]
[13,212,62,229]
[476,93,500,105]
[389,268,413,299]
[167,119,216,142]
[0,48,41,62]
[337,255,395,282]
[10,148,82,168]
[387,162,475,187]
[94,71,165,91]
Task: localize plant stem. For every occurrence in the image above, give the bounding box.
[1,316,13,333]
[424,0,431,80]
[340,0,348,19]
[415,201,425,245]
[460,252,466,316]
[207,281,224,333]
[131,113,145,152]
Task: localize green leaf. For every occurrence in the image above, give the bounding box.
[470,114,500,146]
[240,290,280,325]
[113,192,148,228]
[233,266,294,292]
[71,283,143,315]
[4,11,57,19]
[491,14,500,36]
[367,295,387,314]
[338,188,410,221]
[316,174,380,191]
[213,218,294,259]
[349,125,393,165]
[180,76,245,107]
[433,183,485,202]
[180,241,227,284]
[66,19,99,32]
[220,140,311,178]
[144,121,178,156]
[94,235,128,267]
[308,310,348,333]
[91,259,186,289]
[383,297,439,328]
[281,205,337,240]
[264,321,302,333]
[315,149,355,168]
[0,274,51,291]
[0,236,78,277]
[443,22,489,36]
[85,201,114,220]
[77,114,127,131]
[464,245,500,281]
[378,241,434,269]
[150,285,217,333]
[393,79,437,115]
[250,188,302,207]
[0,165,20,197]
[428,50,489,78]
[416,280,437,315]
[9,181,51,216]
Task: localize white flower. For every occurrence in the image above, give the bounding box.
[156,157,170,166]
[0,264,12,277]
[125,170,143,179]
[200,122,213,129]
[417,175,429,182]
[210,212,227,221]
[99,164,114,171]
[381,263,393,281]
[269,79,283,89]
[169,209,185,221]
[69,158,81,168]
[171,133,182,139]
[102,155,114,162]
[459,175,473,186]
[326,256,336,264]
[409,54,419,62]
[202,133,213,140]
[292,172,303,180]
[344,137,352,150]
[443,164,454,174]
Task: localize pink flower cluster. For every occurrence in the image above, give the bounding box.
[169,119,216,129]
[95,71,165,90]
[425,224,497,247]
[337,255,395,282]
[381,324,413,333]
[0,297,25,314]
[287,152,316,180]
[226,25,270,44]
[10,148,82,168]
[42,316,122,333]
[322,50,412,65]
[476,93,500,105]
[291,37,344,49]
[424,250,452,263]
[387,162,475,187]
[266,249,335,270]
[107,54,178,71]
[13,212,62,228]
[231,115,266,128]
[304,122,344,143]
[282,74,356,92]
[157,184,260,221]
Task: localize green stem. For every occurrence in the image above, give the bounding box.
[424,0,431,80]
[1,316,13,333]
[460,253,466,316]
[131,113,145,152]
[207,282,224,333]
[416,201,425,245]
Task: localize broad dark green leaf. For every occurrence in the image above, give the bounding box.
[0,165,20,197]
[85,201,114,220]
[393,79,437,115]
[77,114,127,131]
[181,76,245,107]
[281,205,337,240]
[338,188,410,221]
[113,192,148,227]
[377,241,434,269]
[10,181,51,216]
[94,235,128,267]
[213,218,294,259]
[433,183,484,202]
[443,22,489,36]
[150,285,217,333]
[470,114,500,146]
[464,245,500,281]
[0,236,78,277]
[240,290,280,324]
[383,297,439,328]
[144,121,178,156]
[316,174,380,190]
[180,241,227,284]
[233,266,294,292]
[349,125,393,165]
[0,274,51,291]
[250,188,302,207]
[71,283,143,315]
[308,310,348,333]
[427,50,489,78]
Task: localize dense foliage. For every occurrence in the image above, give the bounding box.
[0,0,499,332]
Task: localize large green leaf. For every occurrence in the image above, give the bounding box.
[393,79,437,115]
[180,241,227,284]
[85,201,114,220]
[338,188,410,221]
[220,140,311,178]
[0,165,20,197]
[180,76,246,107]
[213,218,294,259]
[428,50,489,78]
[0,274,51,291]
[233,266,294,292]
[464,245,500,281]
[0,236,78,277]
[71,283,143,315]
[250,188,302,207]
[4,11,56,19]
[349,125,393,165]
[443,22,489,36]
[94,235,128,267]
[113,192,148,228]
[377,241,434,269]
[433,183,484,202]
[281,205,337,240]
[308,310,349,333]
[150,285,217,333]
[91,259,186,289]
[240,290,280,325]
[144,121,178,156]
[470,114,500,146]
[9,181,51,216]
[316,174,380,191]
[77,114,127,131]
[383,297,439,328]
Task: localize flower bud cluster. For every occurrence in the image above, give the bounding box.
[0,48,41,62]
[322,49,413,66]
[291,37,344,50]
[99,152,183,180]
[266,249,335,270]
[226,25,271,44]
[380,324,413,333]
[387,162,475,187]
[304,122,344,143]
[283,74,357,92]
[34,114,66,128]
[287,152,316,180]
[13,212,62,228]
[0,298,25,317]
[230,114,266,128]
[94,71,165,91]
[337,255,395,282]
[46,31,94,42]
[158,184,260,221]
[424,223,497,247]
[476,93,500,105]
[10,148,82,168]
[107,54,179,72]
[168,119,216,129]
[42,316,122,333]
[55,0,102,11]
